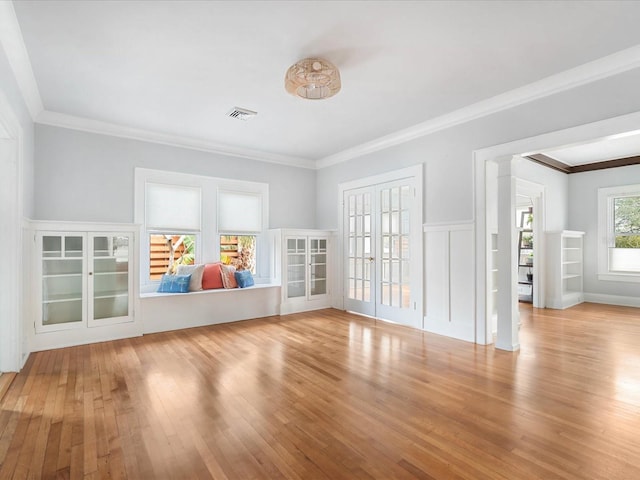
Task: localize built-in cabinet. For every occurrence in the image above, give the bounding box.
[269,229,332,314]
[38,233,86,332]
[546,230,585,309]
[31,222,140,350]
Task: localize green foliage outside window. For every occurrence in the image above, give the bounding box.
[614,196,640,249]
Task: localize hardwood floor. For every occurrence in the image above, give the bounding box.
[1,305,640,479]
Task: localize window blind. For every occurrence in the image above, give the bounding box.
[146,183,201,230]
[218,191,262,233]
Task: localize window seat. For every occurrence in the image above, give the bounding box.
[140,281,278,298]
[139,282,281,334]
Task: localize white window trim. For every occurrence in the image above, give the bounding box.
[597,183,640,283]
[134,168,269,289]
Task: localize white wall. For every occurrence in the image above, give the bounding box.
[34,124,317,229]
[569,164,640,301]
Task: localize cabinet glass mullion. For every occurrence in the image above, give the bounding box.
[91,234,131,321]
[286,237,306,298]
[309,238,327,296]
[40,234,85,327]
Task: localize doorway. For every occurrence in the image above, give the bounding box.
[482,158,545,349]
[341,166,423,329]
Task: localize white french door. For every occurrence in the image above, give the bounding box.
[344,175,422,329]
[344,186,375,317]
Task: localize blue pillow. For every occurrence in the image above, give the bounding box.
[157,274,192,293]
[234,270,254,288]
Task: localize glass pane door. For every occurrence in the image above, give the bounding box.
[39,234,85,331]
[309,238,327,296]
[89,233,132,325]
[344,187,375,317]
[379,185,411,309]
[376,180,419,327]
[286,238,306,299]
[343,177,420,328]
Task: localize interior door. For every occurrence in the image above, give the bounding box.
[344,178,421,328]
[375,179,420,328]
[344,187,375,317]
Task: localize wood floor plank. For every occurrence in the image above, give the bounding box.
[2,305,640,478]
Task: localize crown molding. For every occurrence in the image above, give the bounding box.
[0,1,43,120]
[317,44,640,169]
[5,0,640,172]
[36,110,316,169]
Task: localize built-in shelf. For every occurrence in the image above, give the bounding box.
[43,294,82,304]
[546,230,585,309]
[517,227,534,303]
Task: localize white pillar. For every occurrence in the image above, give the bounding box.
[495,157,520,351]
[0,138,21,371]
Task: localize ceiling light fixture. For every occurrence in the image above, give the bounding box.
[285,57,341,100]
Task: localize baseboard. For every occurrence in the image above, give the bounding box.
[423,316,475,343]
[583,293,640,308]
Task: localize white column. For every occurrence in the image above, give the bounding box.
[0,139,20,371]
[495,157,520,351]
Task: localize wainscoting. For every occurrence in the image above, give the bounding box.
[424,222,475,341]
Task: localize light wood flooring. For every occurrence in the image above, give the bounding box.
[1,304,640,479]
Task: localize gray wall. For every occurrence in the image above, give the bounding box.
[569,164,640,298]
[0,43,34,217]
[34,124,317,229]
[514,157,569,233]
[317,67,640,230]
[29,67,640,301]
[316,67,640,302]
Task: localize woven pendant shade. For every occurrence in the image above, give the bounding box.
[285,58,341,100]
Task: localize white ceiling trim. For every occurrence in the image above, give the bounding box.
[5,0,640,171]
[0,1,43,120]
[36,110,316,169]
[317,44,640,169]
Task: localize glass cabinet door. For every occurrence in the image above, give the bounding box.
[89,233,133,326]
[309,238,327,296]
[286,237,306,299]
[38,233,86,332]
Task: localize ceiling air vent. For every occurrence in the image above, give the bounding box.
[226,107,257,121]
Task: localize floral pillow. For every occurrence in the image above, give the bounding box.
[220,265,238,289]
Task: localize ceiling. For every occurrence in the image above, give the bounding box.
[10,1,640,167]
[538,131,640,167]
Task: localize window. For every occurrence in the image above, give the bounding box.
[598,184,640,282]
[218,191,263,275]
[135,168,268,289]
[145,182,200,280]
[613,196,640,248]
[149,234,195,280]
[220,235,256,273]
